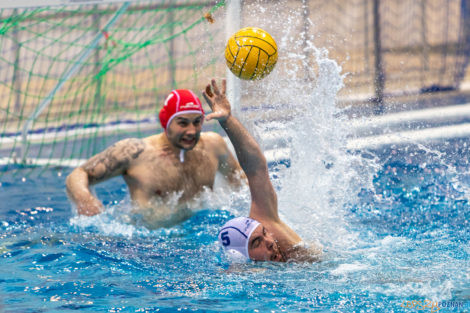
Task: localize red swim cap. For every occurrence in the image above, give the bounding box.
[159,89,205,130]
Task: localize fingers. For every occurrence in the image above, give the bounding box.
[205,113,214,122]
[205,84,213,98]
[205,111,224,122]
[211,79,220,95]
[205,112,218,122]
[202,91,212,108]
[203,83,214,108]
[203,79,226,106]
[206,79,226,97]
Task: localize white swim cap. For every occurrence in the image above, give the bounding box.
[218,217,261,260]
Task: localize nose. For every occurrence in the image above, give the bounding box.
[186,123,197,136]
[266,237,275,251]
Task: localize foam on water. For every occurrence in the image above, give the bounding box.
[70,1,381,249]
[227,0,469,303]
[67,0,383,252]
[60,1,469,307]
[70,176,252,237]
[237,2,380,251]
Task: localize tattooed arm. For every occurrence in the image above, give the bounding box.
[65,138,145,216]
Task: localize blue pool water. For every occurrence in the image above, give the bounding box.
[1,2,469,309]
[0,137,469,312]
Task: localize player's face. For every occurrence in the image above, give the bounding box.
[166,113,203,150]
[248,224,286,262]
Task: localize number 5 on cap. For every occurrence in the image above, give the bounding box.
[221,231,230,246]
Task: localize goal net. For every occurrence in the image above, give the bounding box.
[0,0,226,175]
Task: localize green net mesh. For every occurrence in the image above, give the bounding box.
[0,0,226,176]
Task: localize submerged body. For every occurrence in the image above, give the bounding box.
[66,90,243,228]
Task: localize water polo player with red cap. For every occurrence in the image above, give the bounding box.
[66,88,244,228]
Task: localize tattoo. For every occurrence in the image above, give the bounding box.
[82,138,145,183]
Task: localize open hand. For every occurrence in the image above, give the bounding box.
[202,79,232,122]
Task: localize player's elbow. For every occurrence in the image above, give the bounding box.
[66,167,88,194]
[65,170,75,193]
[65,169,79,199]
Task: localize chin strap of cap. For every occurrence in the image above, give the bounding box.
[179,150,185,163]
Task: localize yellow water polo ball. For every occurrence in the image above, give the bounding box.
[225,27,278,80]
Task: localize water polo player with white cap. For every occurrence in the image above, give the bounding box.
[203,79,322,263]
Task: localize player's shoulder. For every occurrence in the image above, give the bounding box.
[201,131,226,144]
[200,132,230,155]
[118,137,146,145]
[112,137,146,149]
[109,136,144,144]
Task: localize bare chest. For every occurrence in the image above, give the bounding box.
[124,149,219,201]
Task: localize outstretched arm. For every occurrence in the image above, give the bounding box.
[65,138,145,216]
[203,79,279,222]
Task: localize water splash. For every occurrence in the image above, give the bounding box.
[237,2,379,250]
[70,177,251,237]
